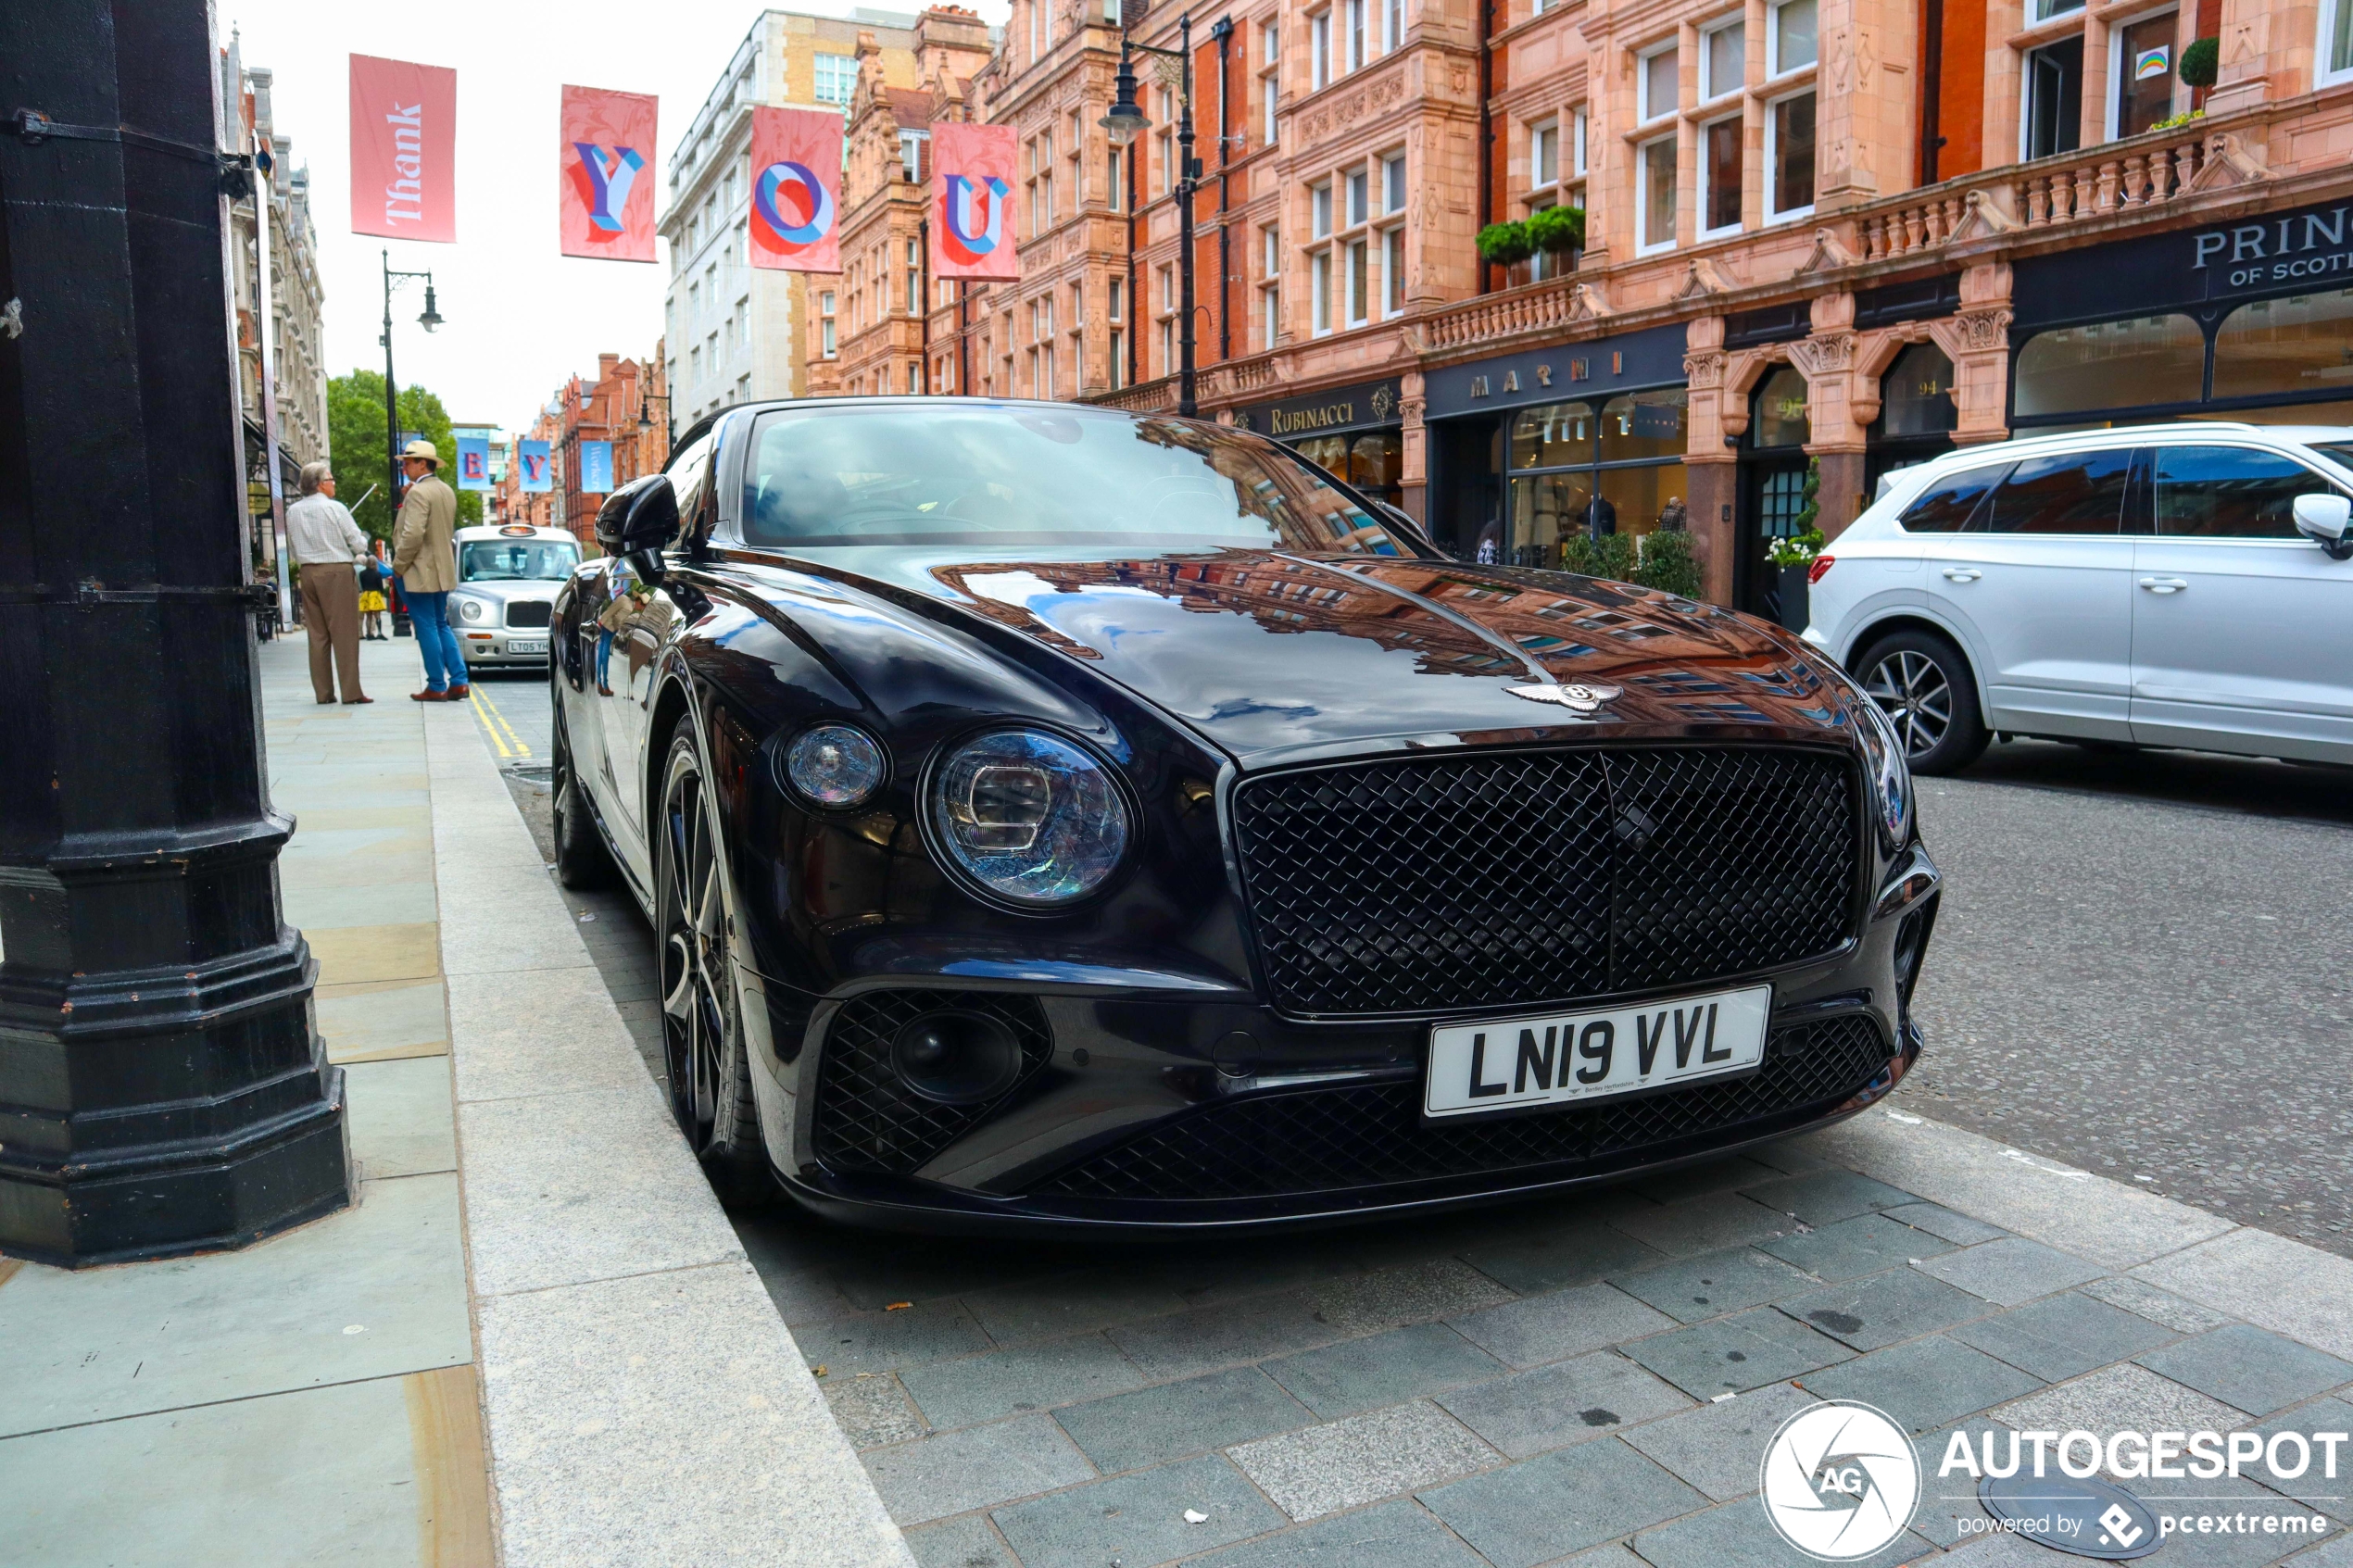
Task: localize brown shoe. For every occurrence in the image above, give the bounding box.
[342,696,375,705]
[446,684,472,699]
[316,697,337,705]
[410,689,450,702]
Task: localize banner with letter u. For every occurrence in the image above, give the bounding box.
[349,54,457,242]
[747,107,844,273]
[930,122,1020,282]
[560,85,659,262]
[517,441,553,493]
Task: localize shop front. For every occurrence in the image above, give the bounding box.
[1422,322,1693,566]
[2009,194,2353,433]
[1234,379,1406,512]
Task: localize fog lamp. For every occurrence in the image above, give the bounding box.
[890,1010,1025,1105]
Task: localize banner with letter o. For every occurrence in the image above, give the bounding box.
[748,107,845,273]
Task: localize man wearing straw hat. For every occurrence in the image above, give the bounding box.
[389,440,470,702]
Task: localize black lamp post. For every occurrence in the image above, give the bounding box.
[1,0,352,1263]
[637,390,671,451]
[1100,19,1200,419]
[380,252,442,522]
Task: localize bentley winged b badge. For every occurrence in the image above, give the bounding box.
[1507,682,1622,713]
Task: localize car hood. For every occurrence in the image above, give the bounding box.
[796,546,1856,767]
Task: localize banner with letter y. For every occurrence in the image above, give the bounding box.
[930,122,1019,282]
[560,85,659,262]
[746,107,844,272]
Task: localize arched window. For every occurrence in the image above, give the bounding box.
[1879,343,1957,436]
[2212,289,2353,401]
[2013,314,2203,416]
[1754,365,1810,448]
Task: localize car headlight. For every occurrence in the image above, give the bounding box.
[927,729,1129,908]
[782,723,886,809]
[458,597,485,623]
[1850,684,1914,849]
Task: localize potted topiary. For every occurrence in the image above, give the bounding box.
[1476,220,1536,273]
[1525,205,1586,263]
[2180,36,2219,92]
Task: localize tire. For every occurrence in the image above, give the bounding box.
[1854,628,1990,776]
[655,722,775,1208]
[550,696,619,890]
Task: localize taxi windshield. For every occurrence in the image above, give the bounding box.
[459,539,579,582]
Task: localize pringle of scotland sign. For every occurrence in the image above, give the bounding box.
[2015,194,2353,329]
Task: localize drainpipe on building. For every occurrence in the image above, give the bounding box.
[919,217,932,394]
[252,132,294,628]
[1477,0,1494,295]
[1126,115,1139,390]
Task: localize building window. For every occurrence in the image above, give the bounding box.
[1383,225,1405,316]
[813,52,856,106]
[900,129,927,182]
[1638,134,1677,253]
[1311,11,1331,89]
[1573,107,1588,175]
[1704,19,1745,101]
[1345,237,1369,325]
[1311,181,1333,239]
[1346,169,1368,226]
[1070,281,1085,331]
[1108,145,1125,210]
[1261,226,1281,350]
[1030,0,1044,58]
[1768,92,1816,220]
[2014,314,2206,417]
[2213,288,2353,400]
[1160,316,1174,376]
[1386,0,1403,52]
[1503,391,1691,566]
[1311,246,1332,333]
[1530,120,1559,189]
[739,373,752,403]
[820,291,837,358]
[1261,23,1282,144]
[2110,10,2178,141]
[2031,0,2085,18]
[906,241,921,315]
[1160,263,1175,314]
[1640,44,1678,122]
[1108,276,1124,322]
[2024,36,2083,160]
[1702,116,1742,234]
[2326,0,2353,84]
[1768,0,1817,75]
[1346,0,1366,71]
[1108,328,1125,389]
[1879,343,1958,437]
[1383,152,1406,212]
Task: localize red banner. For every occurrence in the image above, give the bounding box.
[349,54,456,243]
[930,123,1020,282]
[560,85,659,263]
[746,107,844,273]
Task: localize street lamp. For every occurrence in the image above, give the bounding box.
[1099,18,1201,419]
[381,252,443,526]
[637,390,671,448]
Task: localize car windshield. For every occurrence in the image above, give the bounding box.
[738,404,1406,555]
[459,539,579,581]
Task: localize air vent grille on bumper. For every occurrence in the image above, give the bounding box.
[1231,746,1859,1017]
[1034,1013,1889,1202]
[505,600,554,629]
[812,990,1051,1174]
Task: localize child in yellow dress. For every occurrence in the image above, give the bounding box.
[359,557,389,640]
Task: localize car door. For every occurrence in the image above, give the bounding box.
[2129,443,2353,761]
[1915,445,2138,740]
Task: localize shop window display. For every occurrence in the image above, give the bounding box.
[1295,430,1404,510]
[1502,391,1691,566]
[2013,314,2203,417]
[2212,290,2353,402]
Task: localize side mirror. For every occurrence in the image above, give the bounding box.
[2295,493,2353,559]
[594,473,680,557]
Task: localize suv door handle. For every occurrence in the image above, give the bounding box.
[1941,567,1982,583]
[2138,576,2189,594]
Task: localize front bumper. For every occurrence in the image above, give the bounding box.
[457,627,553,664]
[756,848,1940,1235]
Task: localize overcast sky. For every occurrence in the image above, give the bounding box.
[222,0,1007,439]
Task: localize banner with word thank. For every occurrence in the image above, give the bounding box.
[560,85,659,262]
[930,122,1019,282]
[349,55,456,243]
[746,107,844,273]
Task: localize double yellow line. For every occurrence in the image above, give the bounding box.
[470,686,532,759]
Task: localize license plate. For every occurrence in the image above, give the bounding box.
[1424,985,1773,1119]
[507,638,547,655]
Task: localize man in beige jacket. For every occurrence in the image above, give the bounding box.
[389,440,469,701]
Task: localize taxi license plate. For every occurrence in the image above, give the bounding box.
[1424,985,1772,1119]
[507,638,548,655]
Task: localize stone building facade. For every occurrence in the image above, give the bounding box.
[661,7,940,429]
[506,351,670,548]
[805,0,2353,614]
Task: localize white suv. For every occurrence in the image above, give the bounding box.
[1803,423,2353,773]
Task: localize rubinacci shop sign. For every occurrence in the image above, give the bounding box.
[2014,194,2353,330]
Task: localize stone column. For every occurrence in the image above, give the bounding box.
[1929,260,2015,446]
[1793,293,1869,540]
[1683,317,1739,606]
[1398,370,1429,523]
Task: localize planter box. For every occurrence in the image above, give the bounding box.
[1777,565,1811,633]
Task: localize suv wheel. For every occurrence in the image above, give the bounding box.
[1856,629,1989,775]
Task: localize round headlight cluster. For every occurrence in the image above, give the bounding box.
[458,597,485,623]
[928,729,1129,907]
[1849,683,1915,849]
[783,724,887,809]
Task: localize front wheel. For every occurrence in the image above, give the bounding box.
[656,724,774,1208]
[1855,629,1989,776]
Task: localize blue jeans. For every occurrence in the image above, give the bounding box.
[407,590,470,693]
